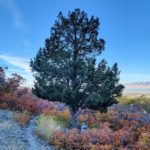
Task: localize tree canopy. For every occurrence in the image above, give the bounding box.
[30,9,124,127]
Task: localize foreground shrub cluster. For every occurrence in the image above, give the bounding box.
[0,67,150,149]
[48,104,150,150]
[0,88,150,149]
[51,126,150,150]
[0,88,69,114]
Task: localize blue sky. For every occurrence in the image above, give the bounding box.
[0,0,150,86]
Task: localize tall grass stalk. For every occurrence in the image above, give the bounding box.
[36,115,63,140]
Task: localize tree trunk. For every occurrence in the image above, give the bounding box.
[70,109,78,128]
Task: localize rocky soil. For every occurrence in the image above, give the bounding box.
[0,109,55,150]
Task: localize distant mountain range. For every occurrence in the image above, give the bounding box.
[124,82,150,88]
[123,82,150,93]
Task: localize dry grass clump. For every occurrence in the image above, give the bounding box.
[12,110,31,127]
[36,115,63,141]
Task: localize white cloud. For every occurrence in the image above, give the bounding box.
[8,68,29,73]
[0,0,27,30]
[0,54,34,87]
[0,54,31,73]
[6,70,34,88]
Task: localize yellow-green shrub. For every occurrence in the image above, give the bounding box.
[36,115,63,141]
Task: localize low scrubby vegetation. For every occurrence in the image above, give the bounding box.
[12,110,31,127]
[0,67,150,149]
[118,95,150,112]
[1,88,149,149]
[50,103,150,149]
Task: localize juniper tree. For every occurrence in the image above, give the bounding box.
[0,67,6,94]
[30,9,124,127]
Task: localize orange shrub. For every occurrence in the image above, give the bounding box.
[78,109,103,128]
[65,129,83,149]
[12,111,31,127]
[51,127,113,150]
[112,128,135,148]
[51,131,65,149]
[90,144,112,150]
[137,132,150,150]
[50,123,149,150]
[55,108,71,123]
[0,103,8,109]
[42,108,58,116]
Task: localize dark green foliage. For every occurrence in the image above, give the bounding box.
[0,67,5,93]
[30,9,124,126]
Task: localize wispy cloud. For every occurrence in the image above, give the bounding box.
[0,54,34,87]
[0,54,31,73]
[0,0,27,30]
[5,68,34,88]
[8,68,28,73]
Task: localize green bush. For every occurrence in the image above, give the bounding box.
[118,96,150,112]
[118,96,149,104]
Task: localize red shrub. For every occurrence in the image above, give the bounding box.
[65,129,84,149]
[112,128,135,148]
[51,131,66,148]
[0,103,8,109]
[136,131,150,150]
